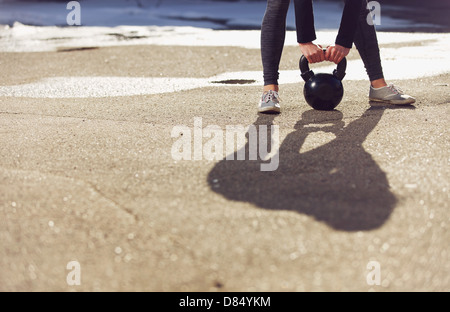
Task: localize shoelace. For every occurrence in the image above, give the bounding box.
[388,84,404,95]
[263,90,280,103]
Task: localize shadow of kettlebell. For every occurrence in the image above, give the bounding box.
[300,54,347,111]
[207,107,397,232]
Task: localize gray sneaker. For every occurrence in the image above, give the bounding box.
[258,90,281,113]
[369,84,416,105]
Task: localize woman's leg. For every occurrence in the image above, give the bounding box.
[261,0,291,91]
[353,0,386,87]
[353,0,415,104]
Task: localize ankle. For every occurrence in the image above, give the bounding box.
[371,79,387,89]
[263,84,279,92]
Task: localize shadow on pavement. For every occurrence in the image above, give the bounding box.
[207,106,413,231]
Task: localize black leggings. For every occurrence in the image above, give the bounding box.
[261,0,384,85]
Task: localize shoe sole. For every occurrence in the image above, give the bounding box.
[369,98,416,105]
[258,106,281,114]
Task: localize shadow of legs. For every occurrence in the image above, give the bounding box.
[208,108,397,231]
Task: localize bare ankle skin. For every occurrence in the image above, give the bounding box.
[263,84,279,92]
[371,78,388,88]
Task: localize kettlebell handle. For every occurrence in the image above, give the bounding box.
[300,53,347,82]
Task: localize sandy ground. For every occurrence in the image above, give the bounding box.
[0,40,449,292]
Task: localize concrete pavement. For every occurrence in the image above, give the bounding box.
[0,41,449,291]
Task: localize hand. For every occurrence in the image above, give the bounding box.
[299,42,325,64]
[325,45,350,64]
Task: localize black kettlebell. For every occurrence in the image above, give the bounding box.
[299,53,347,111]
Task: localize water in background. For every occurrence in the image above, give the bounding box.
[0,0,442,31]
[0,1,449,88]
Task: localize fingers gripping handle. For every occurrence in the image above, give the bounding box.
[299,55,347,82]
